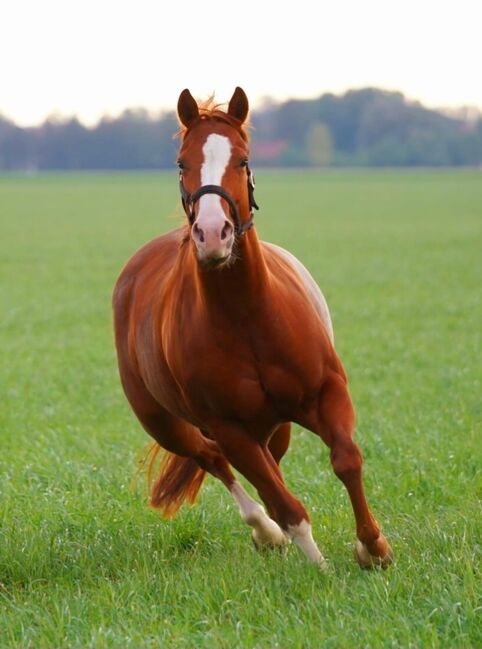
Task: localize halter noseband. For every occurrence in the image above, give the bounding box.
[179,164,259,237]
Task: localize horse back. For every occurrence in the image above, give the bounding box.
[262,241,334,344]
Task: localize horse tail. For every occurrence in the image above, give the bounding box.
[143,443,206,518]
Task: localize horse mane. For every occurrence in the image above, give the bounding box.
[175,95,250,142]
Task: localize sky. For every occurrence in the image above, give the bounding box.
[2,0,481,126]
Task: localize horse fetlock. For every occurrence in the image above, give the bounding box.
[240,502,286,546]
[243,502,266,526]
[356,518,381,545]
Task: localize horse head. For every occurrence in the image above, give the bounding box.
[176,87,258,267]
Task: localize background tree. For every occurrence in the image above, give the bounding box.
[305,122,333,167]
[0,90,480,170]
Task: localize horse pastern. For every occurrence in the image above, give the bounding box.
[251,531,291,556]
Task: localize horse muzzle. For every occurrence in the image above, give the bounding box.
[191,210,234,266]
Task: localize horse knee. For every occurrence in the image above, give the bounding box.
[330,439,362,481]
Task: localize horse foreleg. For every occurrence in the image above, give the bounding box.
[313,372,393,568]
[210,422,327,568]
[187,435,289,548]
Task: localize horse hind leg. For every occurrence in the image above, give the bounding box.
[268,422,291,465]
[314,372,393,568]
[117,364,220,515]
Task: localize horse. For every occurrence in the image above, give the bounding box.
[112,86,392,569]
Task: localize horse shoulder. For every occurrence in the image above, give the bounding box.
[261,241,334,344]
[113,228,186,297]
[112,227,187,362]
[112,227,200,417]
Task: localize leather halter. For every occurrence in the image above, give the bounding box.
[179,164,259,237]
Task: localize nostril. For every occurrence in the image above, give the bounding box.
[193,222,205,243]
[221,220,233,241]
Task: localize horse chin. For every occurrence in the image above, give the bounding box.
[200,253,232,269]
[194,244,234,269]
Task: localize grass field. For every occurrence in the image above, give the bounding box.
[1,170,481,648]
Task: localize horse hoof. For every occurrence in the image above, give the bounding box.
[354,536,393,570]
[252,528,291,551]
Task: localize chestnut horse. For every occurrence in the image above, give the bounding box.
[113,87,392,569]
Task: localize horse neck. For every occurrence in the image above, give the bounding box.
[191,228,269,315]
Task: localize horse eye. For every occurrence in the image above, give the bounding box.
[177,161,184,170]
[240,159,248,168]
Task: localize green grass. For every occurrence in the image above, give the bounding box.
[1,170,481,648]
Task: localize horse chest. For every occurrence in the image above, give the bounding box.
[177,342,267,421]
[160,279,330,425]
[173,329,320,424]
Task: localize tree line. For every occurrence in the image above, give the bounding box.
[1,88,481,170]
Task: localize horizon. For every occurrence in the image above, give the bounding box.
[2,85,480,130]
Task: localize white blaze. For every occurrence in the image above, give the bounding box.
[201,133,232,184]
[198,134,232,218]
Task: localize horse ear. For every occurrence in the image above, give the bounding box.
[228,86,249,123]
[177,89,199,128]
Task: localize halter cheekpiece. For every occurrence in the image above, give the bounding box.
[179,164,259,237]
